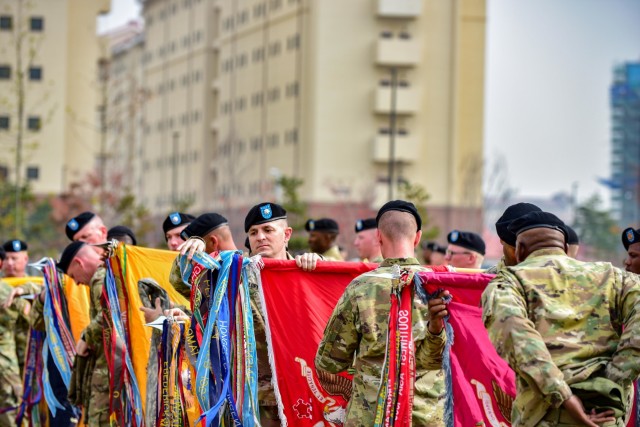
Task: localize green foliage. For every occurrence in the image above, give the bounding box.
[572,194,621,262]
[276,175,308,252]
[398,180,439,240]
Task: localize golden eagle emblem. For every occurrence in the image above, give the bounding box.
[317,369,353,402]
[492,380,513,423]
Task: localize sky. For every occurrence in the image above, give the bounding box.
[98,0,640,204]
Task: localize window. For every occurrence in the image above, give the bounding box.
[0,116,9,130]
[26,166,39,180]
[0,66,11,79]
[30,17,44,31]
[398,32,411,39]
[380,31,393,39]
[27,116,41,131]
[29,66,42,81]
[0,16,12,30]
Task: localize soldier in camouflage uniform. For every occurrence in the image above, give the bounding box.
[305,218,344,261]
[58,241,110,427]
[0,280,30,427]
[482,211,640,427]
[316,200,450,426]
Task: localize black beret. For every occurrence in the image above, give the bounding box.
[65,211,96,241]
[376,200,422,232]
[507,211,568,242]
[3,239,28,252]
[305,218,339,233]
[180,213,228,240]
[244,202,287,232]
[355,218,377,233]
[622,227,640,251]
[57,241,86,274]
[495,203,542,247]
[422,241,447,254]
[566,226,579,245]
[162,212,195,234]
[0,246,5,260]
[447,230,486,255]
[107,226,137,245]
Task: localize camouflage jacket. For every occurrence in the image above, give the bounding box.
[315,258,446,426]
[0,280,29,389]
[83,267,107,351]
[482,248,640,426]
[485,257,506,274]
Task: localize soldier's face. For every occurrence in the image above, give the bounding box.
[624,244,640,274]
[166,224,188,251]
[3,252,28,277]
[501,241,517,266]
[248,220,292,260]
[354,229,378,260]
[308,231,332,254]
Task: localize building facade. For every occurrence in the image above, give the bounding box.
[0,0,110,192]
[610,61,640,226]
[131,0,486,247]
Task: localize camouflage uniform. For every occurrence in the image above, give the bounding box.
[0,280,29,427]
[79,268,109,427]
[322,245,344,262]
[484,257,506,274]
[9,280,42,377]
[316,258,446,426]
[482,248,640,427]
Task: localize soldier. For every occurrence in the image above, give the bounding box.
[0,245,5,271]
[488,202,542,273]
[305,218,344,261]
[65,212,108,244]
[162,212,195,251]
[421,241,447,266]
[106,225,137,245]
[622,227,640,274]
[482,211,640,426]
[58,241,110,426]
[0,280,29,427]
[316,200,449,426]
[353,218,382,263]
[445,230,485,268]
[566,225,580,258]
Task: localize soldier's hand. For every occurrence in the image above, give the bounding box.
[1,286,25,308]
[427,290,450,335]
[140,297,163,323]
[76,339,89,357]
[164,307,189,322]
[563,395,614,427]
[295,253,321,271]
[178,237,205,260]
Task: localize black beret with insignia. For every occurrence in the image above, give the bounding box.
[2,239,28,252]
[447,230,486,255]
[65,211,96,241]
[507,211,568,242]
[376,200,422,232]
[57,241,86,274]
[622,227,640,251]
[354,218,377,233]
[244,202,287,232]
[305,218,339,233]
[495,203,542,247]
[107,226,137,245]
[181,213,228,240]
[422,241,446,254]
[162,212,196,234]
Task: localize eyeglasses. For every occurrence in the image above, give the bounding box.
[445,250,471,257]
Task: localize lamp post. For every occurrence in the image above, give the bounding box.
[388,67,398,201]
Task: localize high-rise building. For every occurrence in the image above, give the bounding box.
[0,0,110,192]
[610,61,640,225]
[134,0,486,243]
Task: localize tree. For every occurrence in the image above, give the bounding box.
[398,180,439,240]
[572,194,622,262]
[275,175,308,252]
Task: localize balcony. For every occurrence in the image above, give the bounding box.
[373,86,419,115]
[376,38,420,67]
[372,134,419,163]
[377,0,422,18]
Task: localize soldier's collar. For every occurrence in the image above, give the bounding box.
[379,257,420,267]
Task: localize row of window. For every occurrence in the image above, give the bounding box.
[219,82,299,115]
[0,165,40,180]
[0,116,41,131]
[0,66,42,81]
[380,31,412,40]
[145,0,204,27]
[220,35,300,73]
[150,30,204,61]
[217,129,298,157]
[222,0,300,32]
[0,16,44,31]
[154,70,202,95]
[143,111,202,135]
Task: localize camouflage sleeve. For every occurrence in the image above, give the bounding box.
[416,328,446,370]
[29,296,46,331]
[482,272,572,408]
[606,271,640,386]
[315,285,359,374]
[83,270,105,348]
[19,282,42,295]
[169,258,191,300]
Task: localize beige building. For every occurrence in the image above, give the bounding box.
[132,0,486,245]
[0,0,110,193]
